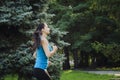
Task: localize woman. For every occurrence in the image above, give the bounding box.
[32,22,58,80]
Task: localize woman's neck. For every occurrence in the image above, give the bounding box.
[42,33,47,38]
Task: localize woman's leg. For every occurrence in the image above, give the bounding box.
[45,69,51,79]
[33,68,51,80]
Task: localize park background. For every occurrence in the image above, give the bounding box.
[0,0,120,80]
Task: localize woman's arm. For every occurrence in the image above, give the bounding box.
[41,38,57,58]
[33,51,36,59]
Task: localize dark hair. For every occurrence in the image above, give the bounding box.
[33,23,45,50]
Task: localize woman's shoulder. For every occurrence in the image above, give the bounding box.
[41,36,48,44]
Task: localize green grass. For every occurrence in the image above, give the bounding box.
[60,70,116,80]
[4,74,18,80]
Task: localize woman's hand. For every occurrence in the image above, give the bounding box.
[52,45,58,53]
[48,61,53,66]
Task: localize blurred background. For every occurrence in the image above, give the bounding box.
[0,0,120,80]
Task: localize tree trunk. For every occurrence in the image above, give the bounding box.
[63,47,70,70]
[89,51,97,68]
[79,51,89,68]
[84,52,89,67]
[73,50,79,69]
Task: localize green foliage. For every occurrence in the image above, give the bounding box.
[91,41,105,53]
[91,41,120,63]
[0,42,34,79]
[89,0,120,64]
[49,25,70,48]
[0,0,54,33]
[51,2,94,50]
[102,43,120,62]
[89,0,120,27]
[0,0,32,26]
[49,0,120,68]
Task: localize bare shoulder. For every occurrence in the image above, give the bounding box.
[41,37,48,45]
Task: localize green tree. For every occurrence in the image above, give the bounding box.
[49,0,120,69]
[89,0,120,67]
[49,0,95,69]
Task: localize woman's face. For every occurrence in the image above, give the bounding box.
[42,23,50,35]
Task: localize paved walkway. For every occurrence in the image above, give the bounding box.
[84,70,120,76]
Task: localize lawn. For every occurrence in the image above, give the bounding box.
[4,70,116,80]
[4,74,18,80]
[60,70,116,80]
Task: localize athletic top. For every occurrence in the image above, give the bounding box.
[34,45,52,70]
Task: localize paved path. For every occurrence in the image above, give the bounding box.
[84,70,120,75]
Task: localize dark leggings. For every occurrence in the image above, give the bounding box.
[33,68,51,80]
